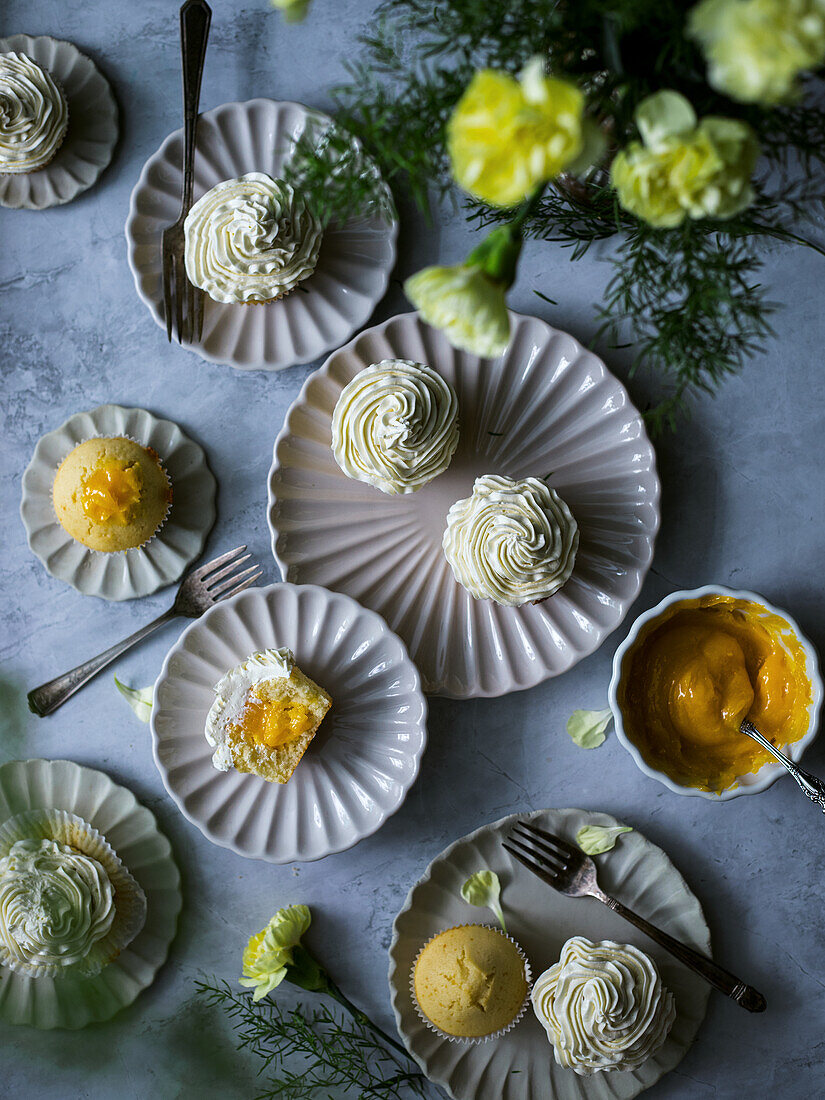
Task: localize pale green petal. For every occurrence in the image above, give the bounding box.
[404,264,510,358]
[566,118,607,177]
[567,707,613,749]
[114,676,154,723]
[635,90,697,149]
[271,0,311,22]
[461,869,506,932]
[576,824,633,855]
[265,904,311,950]
[240,905,311,1001]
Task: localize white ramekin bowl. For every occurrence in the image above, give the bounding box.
[608,585,823,801]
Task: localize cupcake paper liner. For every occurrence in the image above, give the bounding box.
[51,432,173,554]
[0,809,147,979]
[410,923,532,1045]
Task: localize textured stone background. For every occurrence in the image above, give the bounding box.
[2,1,824,1097]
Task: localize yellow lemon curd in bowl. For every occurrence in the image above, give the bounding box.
[617,595,812,792]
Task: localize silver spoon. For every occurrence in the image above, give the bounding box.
[740,719,825,811]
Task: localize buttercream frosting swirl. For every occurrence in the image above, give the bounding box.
[206,647,295,771]
[442,474,579,606]
[531,936,676,1075]
[0,52,68,174]
[184,172,323,303]
[0,838,115,974]
[331,359,459,494]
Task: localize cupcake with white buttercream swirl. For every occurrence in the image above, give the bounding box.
[531,936,676,1076]
[331,359,459,495]
[184,172,323,304]
[0,52,69,174]
[0,809,146,978]
[443,474,578,606]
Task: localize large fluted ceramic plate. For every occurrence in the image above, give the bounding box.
[151,582,427,862]
[125,98,397,371]
[389,808,711,1100]
[0,759,181,1029]
[20,403,216,601]
[0,35,118,210]
[268,311,660,697]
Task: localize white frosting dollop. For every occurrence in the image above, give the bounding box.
[184,172,323,303]
[205,647,295,771]
[0,52,68,174]
[331,359,459,495]
[442,474,579,606]
[0,838,115,974]
[531,936,676,1076]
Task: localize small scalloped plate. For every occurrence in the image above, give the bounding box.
[125,98,398,371]
[151,582,427,863]
[0,35,118,210]
[389,808,711,1100]
[20,403,217,601]
[0,758,181,1029]
[268,311,661,698]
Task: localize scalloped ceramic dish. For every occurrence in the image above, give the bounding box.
[609,585,823,800]
[0,758,181,1029]
[151,582,427,863]
[268,311,661,698]
[125,98,397,370]
[389,807,711,1100]
[20,403,216,601]
[0,35,118,210]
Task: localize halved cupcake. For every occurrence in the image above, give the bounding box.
[205,648,332,784]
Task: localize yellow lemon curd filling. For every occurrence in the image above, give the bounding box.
[80,459,143,525]
[233,688,316,749]
[618,595,812,792]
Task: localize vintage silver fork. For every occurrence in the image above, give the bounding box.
[504,819,767,1013]
[740,719,825,811]
[161,0,211,344]
[28,545,261,717]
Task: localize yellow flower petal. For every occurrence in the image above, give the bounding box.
[448,64,585,207]
[405,264,510,358]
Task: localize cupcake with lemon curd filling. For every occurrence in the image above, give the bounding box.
[205,648,332,784]
[184,172,323,304]
[0,809,146,979]
[443,474,579,606]
[0,52,68,174]
[52,436,171,552]
[331,359,459,495]
[531,936,675,1075]
[412,924,531,1041]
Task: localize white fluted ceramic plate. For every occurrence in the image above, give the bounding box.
[0,758,181,1029]
[20,403,216,601]
[389,808,711,1100]
[0,35,118,209]
[268,311,660,697]
[125,98,397,370]
[151,582,427,862]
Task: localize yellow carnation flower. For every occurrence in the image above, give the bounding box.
[610,91,758,227]
[689,0,825,104]
[447,57,585,207]
[240,904,311,1002]
[405,263,511,358]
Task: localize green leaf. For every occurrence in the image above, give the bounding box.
[576,824,633,855]
[566,707,613,749]
[114,676,153,723]
[461,869,507,932]
[635,90,697,149]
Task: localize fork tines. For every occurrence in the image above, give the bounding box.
[161,224,204,345]
[195,544,263,601]
[503,820,577,887]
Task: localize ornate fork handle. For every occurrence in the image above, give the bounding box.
[28,609,177,717]
[740,719,825,812]
[594,889,766,1013]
